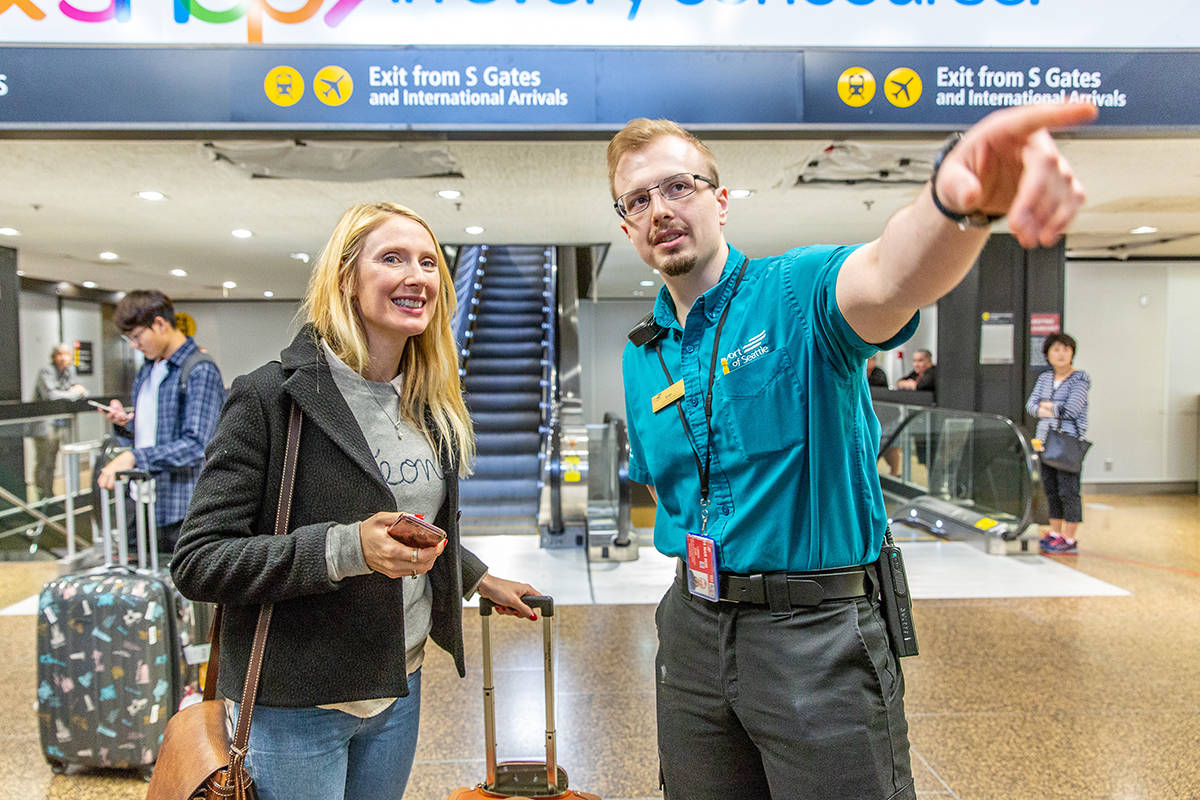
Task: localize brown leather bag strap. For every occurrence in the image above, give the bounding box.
[225,400,303,758]
[201,606,223,702]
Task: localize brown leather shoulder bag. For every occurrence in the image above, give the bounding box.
[146,402,302,800]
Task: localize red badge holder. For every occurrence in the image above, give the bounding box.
[685,532,720,602]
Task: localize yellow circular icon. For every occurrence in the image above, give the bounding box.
[174,312,197,337]
[264,66,304,107]
[314,65,353,107]
[884,67,923,108]
[837,67,876,107]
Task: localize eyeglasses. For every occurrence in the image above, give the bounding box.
[614,173,717,219]
[121,326,149,347]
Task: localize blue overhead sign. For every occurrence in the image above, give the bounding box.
[0,47,1197,131]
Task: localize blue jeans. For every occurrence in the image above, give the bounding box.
[233,670,422,800]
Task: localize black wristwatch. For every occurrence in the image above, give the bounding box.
[930,133,1004,230]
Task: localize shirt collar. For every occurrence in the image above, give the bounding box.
[650,244,747,331]
[164,337,197,368]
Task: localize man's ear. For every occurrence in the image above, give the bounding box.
[715,187,730,227]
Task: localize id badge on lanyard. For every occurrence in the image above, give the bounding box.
[685,529,720,602]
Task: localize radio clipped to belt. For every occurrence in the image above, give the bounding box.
[875,526,919,658]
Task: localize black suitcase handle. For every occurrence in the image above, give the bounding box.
[480,594,553,617]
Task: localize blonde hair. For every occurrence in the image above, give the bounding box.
[606,118,720,199]
[302,202,475,476]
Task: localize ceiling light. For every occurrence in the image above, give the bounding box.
[464,225,485,235]
[222,280,238,289]
[263,290,275,298]
[56,281,72,292]
[729,189,754,199]
[289,252,310,263]
[1131,225,1158,235]
[231,229,253,239]
[437,189,463,200]
[136,190,166,201]
[82,281,97,289]
[652,269,660,274]
[632,289,646,297]
[0,227,19,236]
[99,251,119,261]
[15,270,24,276]
[170,268,188,277]
[640,280,655,287]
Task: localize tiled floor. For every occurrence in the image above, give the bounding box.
[2,493,1198,799]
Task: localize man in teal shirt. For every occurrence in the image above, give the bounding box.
[608,104,1096,800]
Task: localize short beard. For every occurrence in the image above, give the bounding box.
[659,254,697,277]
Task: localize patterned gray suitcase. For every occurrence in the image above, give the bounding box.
[36,472,206,777]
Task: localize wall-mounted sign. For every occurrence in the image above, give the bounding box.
[979,311,1015,366]
[73,339,93,375]
[174,312,197,337]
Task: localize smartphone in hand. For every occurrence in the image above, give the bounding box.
[386,513,447,549]
[87,399,111,410]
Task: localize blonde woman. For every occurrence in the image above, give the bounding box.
[173,203,539,800]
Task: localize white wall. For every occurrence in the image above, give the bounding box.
[577,299,651,423]
[173,301,304,385]
[18,291,59,401]
[1067,260,1198,484]
[59,298,105,398]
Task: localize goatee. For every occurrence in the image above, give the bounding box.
[660,255,697,277]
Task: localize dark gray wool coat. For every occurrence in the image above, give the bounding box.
[172,326,487,707]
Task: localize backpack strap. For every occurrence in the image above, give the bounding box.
[176,347,217,398]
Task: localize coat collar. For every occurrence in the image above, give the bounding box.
[279,326,389,493]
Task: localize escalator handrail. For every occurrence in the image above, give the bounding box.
[603,412,632,546]
[873,400,1038,537]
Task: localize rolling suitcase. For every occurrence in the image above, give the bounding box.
[36,471,208,777]
[448,595,601,800]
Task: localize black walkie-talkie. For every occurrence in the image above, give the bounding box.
[876,526,919,658]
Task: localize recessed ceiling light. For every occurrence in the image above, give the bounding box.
[82,281,97,289]
[99,251,119,261]
[0,227,19,236]
[289,252,310,263]
[231,229,253,239]
[136,190,166,201]
[263,290,275,298]
[1131,225,1158,235]
[15,270,24,276]
[170,268,188,277]
[464,225,485,235]
[437,189,463,200]
[56,281,72,292]
[222,280,238,289]
[729,189,754,199]
[640,280,655,287]
[632,289,646,297]
[652,269,660,274]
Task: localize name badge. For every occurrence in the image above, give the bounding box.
[685,532,720,602]
[651,379,685,413]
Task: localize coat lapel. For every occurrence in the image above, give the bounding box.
[280,328,390,495]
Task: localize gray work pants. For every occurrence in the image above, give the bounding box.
[655,580,915,800]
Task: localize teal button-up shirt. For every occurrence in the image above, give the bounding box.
[622,244,918,573]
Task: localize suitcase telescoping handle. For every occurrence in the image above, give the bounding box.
[479,595,557,793]
[116,470,159,573]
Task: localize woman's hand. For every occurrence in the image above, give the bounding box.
[476,573,542,621]
[358,511,446,579]
[1037,400,1056,419]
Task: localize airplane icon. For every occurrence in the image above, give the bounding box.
[317,75,346,101]
[889,76,914,103]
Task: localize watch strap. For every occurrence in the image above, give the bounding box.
[930,133,1004,230]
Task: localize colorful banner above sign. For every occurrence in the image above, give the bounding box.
[1,0,1198,48]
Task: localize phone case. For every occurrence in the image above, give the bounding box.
[387,513,447,549]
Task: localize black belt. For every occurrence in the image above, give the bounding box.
[676,559,871,609]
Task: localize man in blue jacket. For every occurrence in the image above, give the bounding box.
[97,290,225,556]
[608,103,1096,800]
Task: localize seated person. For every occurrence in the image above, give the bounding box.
[897,348,936,392]
[867,353,889,388]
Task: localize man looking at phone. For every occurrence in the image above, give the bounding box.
[97,290,225,556]
[609,103,1096,800]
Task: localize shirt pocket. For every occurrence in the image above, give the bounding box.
[716,348,805,459]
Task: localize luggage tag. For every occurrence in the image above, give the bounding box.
[685,531,720,602]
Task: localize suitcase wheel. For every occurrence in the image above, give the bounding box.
[140,765,155,782]
[46,759,66,775]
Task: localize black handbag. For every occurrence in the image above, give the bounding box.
[1041,418,1091,473]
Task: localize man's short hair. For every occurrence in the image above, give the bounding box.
[113,290,175,334]
[606,118,720,200]
[1042,332,1077,360]
[51,343,72,357]
[915,349,934,361]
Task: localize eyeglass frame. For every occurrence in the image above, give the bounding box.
[120,323,153,347]
[613,172,718,219]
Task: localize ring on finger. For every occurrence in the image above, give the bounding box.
[410,548,419,564]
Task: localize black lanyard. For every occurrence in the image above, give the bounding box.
[653,256,750,530]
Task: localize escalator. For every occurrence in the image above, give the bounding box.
[457,245,552,534]
[873,400,1046,554]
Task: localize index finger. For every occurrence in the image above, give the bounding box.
[981,101,1099,139]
